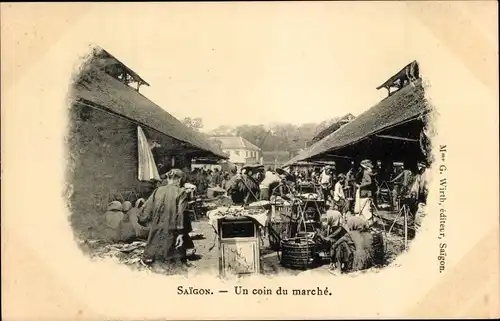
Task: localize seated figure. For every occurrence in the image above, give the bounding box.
[103,199,150,243]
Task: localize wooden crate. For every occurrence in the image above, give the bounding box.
[218,217,261,277]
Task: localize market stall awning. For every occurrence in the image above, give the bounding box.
[71,67,227,159]
[287,79,429,164]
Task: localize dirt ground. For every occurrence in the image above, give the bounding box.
[186,216,405,276]
[82,215,406,277]
[188,217,301,276]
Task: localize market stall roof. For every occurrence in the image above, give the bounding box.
[286,79,428,164]
[91,47,151,87]
[71,66,227,159]
[311,113,356,143]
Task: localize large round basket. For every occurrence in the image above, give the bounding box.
[280,237,317,270]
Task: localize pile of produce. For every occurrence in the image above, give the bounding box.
[298,193,319,200]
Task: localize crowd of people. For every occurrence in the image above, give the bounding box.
[289,159,429,222]
[287,159,429,274]
[102,158,429,274]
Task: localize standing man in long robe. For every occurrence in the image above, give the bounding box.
[356,160,376,223]
[139,169,191,267]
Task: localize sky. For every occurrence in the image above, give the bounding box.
[90,2,429,131]
[4,2,495,132]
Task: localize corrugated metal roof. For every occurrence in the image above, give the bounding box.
[71,66,227,159]
[209,136,261,151]
[286,79,429,165]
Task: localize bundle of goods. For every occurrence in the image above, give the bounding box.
[247,200,271,209]
[201,201,219,211]
[298,193,319,200]
[377,203,392,210]
[210,195,234,207]
[207,206,268,231]
[280,237,318,269]
[207,187,227,199]
[297,182,318,195]
[208,206,248,218]
[269,195,289,203]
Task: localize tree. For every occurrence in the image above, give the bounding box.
[233,125,273,149]
[197,116,347,153]
[182,117,204,132]
[207,125,235,136]
[210,138,223,150]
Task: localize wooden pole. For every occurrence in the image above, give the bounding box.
[403,206,408,251]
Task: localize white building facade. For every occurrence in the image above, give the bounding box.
[209,136,261,166]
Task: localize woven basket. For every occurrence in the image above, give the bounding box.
[280,237,317,269]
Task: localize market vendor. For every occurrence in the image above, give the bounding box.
[224,167,238,190]
[138,168,193,268]
[333,174,347,213]
[211,168,223,187]
[323,205,343,234]
[355,159,376,223]
[270,169,295,199]
[103,200,150,243]
[390,163,413,210]
[259,168,281,201]
[319,166,334,203]
[344,212,374,271]
[314,208,356,274]
[410,161,429,228]
[226,167,260,205]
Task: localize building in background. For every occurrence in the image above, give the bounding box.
[209,136,261,166]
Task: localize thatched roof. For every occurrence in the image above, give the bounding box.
[71,66,227,159]
[286,79,429,164]
[311,113,356,143]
